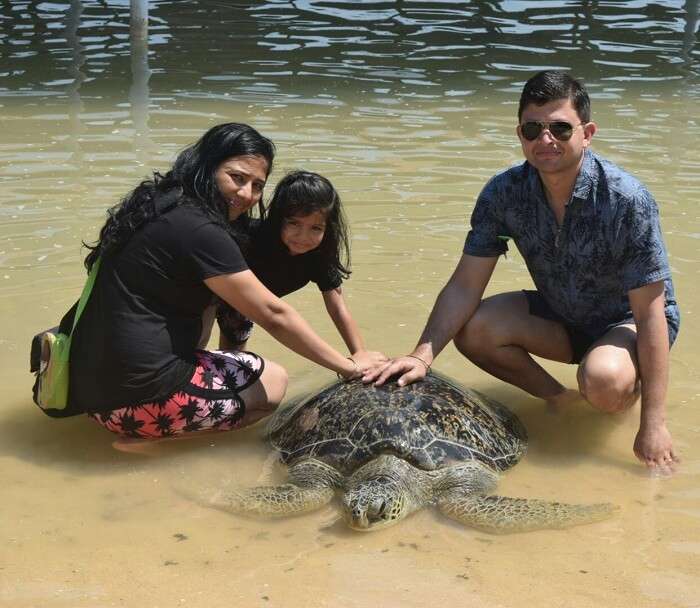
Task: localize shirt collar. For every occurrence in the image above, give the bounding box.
[571,148,596,200]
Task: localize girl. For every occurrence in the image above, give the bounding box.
[67,123,385,440]
[215,171,378,364]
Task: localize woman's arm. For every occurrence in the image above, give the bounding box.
[204,270,360,378]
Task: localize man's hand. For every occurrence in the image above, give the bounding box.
[362,355,429,387]
[633,422,679,474]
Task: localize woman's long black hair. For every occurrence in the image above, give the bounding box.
[83,123,275,271]
[258,170,351,279]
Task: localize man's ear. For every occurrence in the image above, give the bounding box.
[582,121,597,147]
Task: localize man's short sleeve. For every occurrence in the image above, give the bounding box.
[463,177,509,257]
[620,188,671,292]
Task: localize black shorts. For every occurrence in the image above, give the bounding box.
[523,290,678,365]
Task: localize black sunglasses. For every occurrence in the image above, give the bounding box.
[520,121,583,142]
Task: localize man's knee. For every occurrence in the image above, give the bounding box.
[453,312,496,361]
[577,357,637,414]
[454,292,532,362]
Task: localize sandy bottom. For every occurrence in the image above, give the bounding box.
[2,372,699,608]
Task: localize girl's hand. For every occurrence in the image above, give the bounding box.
[338,356,364,380]
[337,350,388,381]
[350,349,389,370]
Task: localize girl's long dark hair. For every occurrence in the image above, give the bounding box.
[259,170,351,279]
[84,123,275,270]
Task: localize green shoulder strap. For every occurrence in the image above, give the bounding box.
[71,257,101,335]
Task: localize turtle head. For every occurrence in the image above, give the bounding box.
[341,455,416,531]
[342,477,406,531]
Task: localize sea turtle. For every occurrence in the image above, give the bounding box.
[204,373,615,533]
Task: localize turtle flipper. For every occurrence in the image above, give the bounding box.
[437,493,617,534]
[199,458,343,518]
[205,483,336,517]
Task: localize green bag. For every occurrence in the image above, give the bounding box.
[32,258,101,417]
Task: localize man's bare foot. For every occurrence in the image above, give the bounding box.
[545,388,583,410]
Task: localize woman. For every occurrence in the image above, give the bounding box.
[70,123,385,439]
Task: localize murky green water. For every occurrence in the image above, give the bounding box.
[1,2,699,607]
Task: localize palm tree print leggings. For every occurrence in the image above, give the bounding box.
[88,350,264,438]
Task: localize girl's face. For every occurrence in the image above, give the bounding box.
[280,210,327,256]
[214,155,269,221]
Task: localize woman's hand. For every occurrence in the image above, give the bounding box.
[362,354,430,387]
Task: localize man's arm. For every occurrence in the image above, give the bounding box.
[628,280,678,470]
[365,254,498,386]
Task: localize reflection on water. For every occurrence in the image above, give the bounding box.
[0,2,699,607]
[129,0,151,162]
[2,1,700,101]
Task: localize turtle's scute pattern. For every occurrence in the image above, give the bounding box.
[269,374,527,475]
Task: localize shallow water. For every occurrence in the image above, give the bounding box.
[1,2,699,607]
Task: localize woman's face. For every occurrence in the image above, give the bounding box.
[214,155,269,221]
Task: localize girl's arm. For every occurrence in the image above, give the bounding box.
[323,287,388,367]
[322,287,365,353]
[205,270,360,378]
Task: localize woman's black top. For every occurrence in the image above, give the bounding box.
[69,203,247,412]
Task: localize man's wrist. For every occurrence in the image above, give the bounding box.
[411,347,434,368]
[639,409,667,429]
[407,354,431,371]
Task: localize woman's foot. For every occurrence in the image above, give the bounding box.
[111,437,160,455]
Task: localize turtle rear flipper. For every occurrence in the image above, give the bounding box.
[437,493,617,534]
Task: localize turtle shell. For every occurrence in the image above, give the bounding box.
[269,373,527,474]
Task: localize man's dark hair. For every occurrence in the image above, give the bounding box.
[518,71,591,123]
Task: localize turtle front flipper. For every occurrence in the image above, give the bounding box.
[437,492,617,534]
[204,458,343,518]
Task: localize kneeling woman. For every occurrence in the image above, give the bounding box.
[70,123,382,439]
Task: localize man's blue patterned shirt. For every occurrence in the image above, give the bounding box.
[464,149,679,339]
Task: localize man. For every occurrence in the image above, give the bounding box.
[365,71,680,472]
